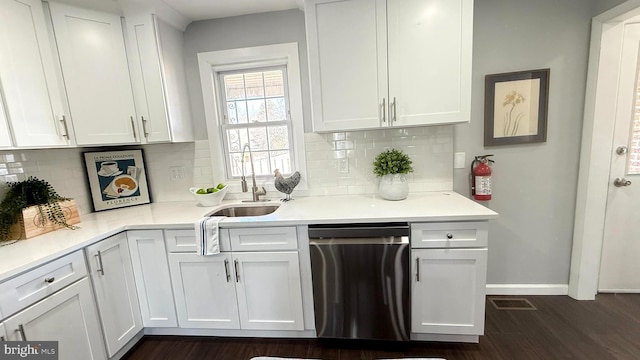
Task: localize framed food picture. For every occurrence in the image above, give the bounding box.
[484,69,550,146]
[84,149,151,211]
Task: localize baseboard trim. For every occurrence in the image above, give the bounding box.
[486,284,569,295]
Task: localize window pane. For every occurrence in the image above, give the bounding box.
[249,127,268,151]
[266,98,286,121]
[226,102,237,124]
[270,150,291,174]
[251,151,271,176]
[247,99,266,122]
[224,74,245,100]
[229,153,244,177]
[236,100,248,124]
[226,128,249,153]
[268,126,289,150]
[245,72,264,99]
[264,70,284,97]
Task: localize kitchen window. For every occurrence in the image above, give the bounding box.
[197,43,307,187]
[218,67,294,178]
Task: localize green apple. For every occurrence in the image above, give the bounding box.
[196,188,207,194]
[216,183,225,189]
[206,187,217,193]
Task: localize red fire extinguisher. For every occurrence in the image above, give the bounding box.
[471,155,494,201]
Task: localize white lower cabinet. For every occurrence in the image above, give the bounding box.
[234,252,304,331]
[411,248,487,336]
[168,251,305,331]
[0,321,5,341]
[168,252,240,329]
[3,278,107,360]
[86,233,142,357]
[127,230,177,327]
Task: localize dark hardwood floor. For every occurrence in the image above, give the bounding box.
[123,294,640,360]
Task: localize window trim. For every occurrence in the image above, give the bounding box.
[197,43,308,191]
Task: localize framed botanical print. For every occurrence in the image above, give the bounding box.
[84,149,151,211]
[484,69,550,146]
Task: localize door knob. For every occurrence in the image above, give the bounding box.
[613,178,632,187]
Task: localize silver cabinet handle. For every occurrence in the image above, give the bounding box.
[130,116,137,140]
[44,277,55,284]
[234,259,240,283]
[141,116,149,138]
[614,178,632,187]
[59,115,70,139]
[446,233,453,239]
[392,97,397,122]
[95,251,104,275]
[416,257,420,282]
[381,98,386,123]
[1,335,5,341]
[224,259,231,283]
[17,324,26,341]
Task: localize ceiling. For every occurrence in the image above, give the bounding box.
[161,0,304,21]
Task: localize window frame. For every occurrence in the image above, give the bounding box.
[217,65,296,179]
[197,43,307,191]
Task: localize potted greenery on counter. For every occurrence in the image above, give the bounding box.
[0,177,79,242]
[373,148,414,201]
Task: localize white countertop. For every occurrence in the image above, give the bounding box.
[0,192,497,281]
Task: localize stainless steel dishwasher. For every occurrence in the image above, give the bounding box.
[308,223,410,341]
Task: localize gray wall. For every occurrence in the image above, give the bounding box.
[183,9,311,139]
[183,0,624,285]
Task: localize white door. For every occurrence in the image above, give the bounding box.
[305,0,387,131]
[3,278,107,360]
[127,230,177,327]
[168,252,240,329]
[86,233,142,357]
[387,0,472,127]
[234,252,304,331]
[411,248,487,335]
[598,22,640,293]
[48,2,138,145]
[125,14,171,143]
[0,0,69,147]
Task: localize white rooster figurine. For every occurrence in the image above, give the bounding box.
[274,169,301,201]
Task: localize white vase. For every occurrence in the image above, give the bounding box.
[378,174,409,201]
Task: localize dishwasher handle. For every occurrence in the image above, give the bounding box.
[309,236,409,245]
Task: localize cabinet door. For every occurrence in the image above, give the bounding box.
[234,252,304,331]
[4,278,107,360]
[305,0,387,131]
[411,248,487,335]
[86,233,142,357]
[387,0,473,126]
[49,2,138,145]
[127,230,177,327]
[0,321,6,341]
[0,94,12,148]
[0,0,69,147]
[168,253,240,329]
[125,14,171,143]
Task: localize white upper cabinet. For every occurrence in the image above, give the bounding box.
[48,2,139,145]
[124,14,193,143]
[0,0,70,147]
[305,0,473,131]
[0,95,12,148]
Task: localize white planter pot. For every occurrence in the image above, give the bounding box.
[378,174,409,201]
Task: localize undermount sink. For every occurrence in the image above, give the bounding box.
[210,204,280,217]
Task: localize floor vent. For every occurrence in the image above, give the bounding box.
[489,297,537,310]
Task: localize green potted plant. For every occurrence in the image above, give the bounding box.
[373,148,414,200]
[0,177,79,242]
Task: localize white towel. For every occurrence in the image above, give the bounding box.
[195,217,225,256]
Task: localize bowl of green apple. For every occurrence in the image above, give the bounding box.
[189,183,228,206]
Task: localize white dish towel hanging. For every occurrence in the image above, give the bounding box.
[195,216,225,256]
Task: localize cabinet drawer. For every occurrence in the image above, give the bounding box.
[229,227,298,251]
[0,251,87,317]
[164,229,230,253]
[411,222,488,248]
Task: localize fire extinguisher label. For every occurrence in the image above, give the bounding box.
[475,176,492,195]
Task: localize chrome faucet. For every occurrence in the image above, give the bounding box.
[240,143,268,202]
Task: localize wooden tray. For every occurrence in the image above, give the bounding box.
[8,200,80,240]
